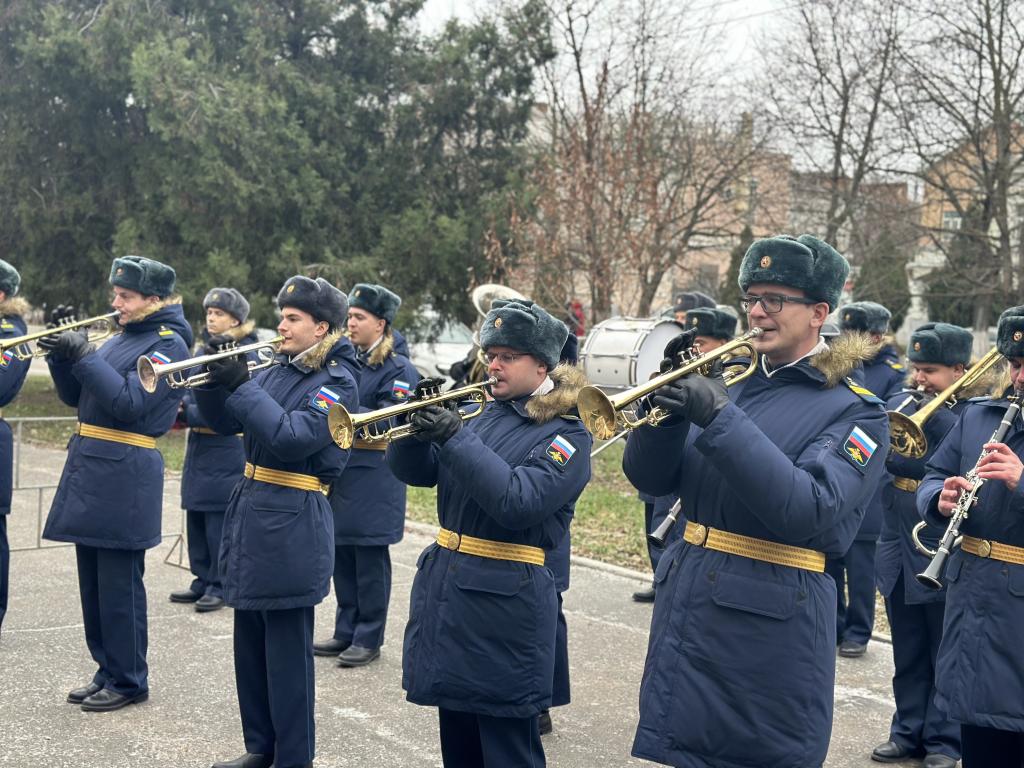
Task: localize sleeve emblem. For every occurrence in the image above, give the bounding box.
[312,385,341,412]
[841,425,878,470]
[149,351,172,365]
[546,434,577,467]
[392,379,412,400]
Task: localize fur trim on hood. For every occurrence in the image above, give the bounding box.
[526,363,588,424]
[0,296,30,319]
[223,320,256,343]
[299,330,344,372]
[812,332,879,389]
[368,329,395,367]
[127,293,182,324]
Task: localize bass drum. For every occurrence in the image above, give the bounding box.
[580,317,684,390]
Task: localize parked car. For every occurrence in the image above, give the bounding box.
[406,314,476,385]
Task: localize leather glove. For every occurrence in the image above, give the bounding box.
[413,377,446,400]
[410,404,463,445]
[659,329,698,374]
[47,304,77,327]
[651,360,729,428]
[205,355,250,391]
[203,333,234,355]
[44,330,94,363]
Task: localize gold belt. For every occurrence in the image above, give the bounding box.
[683,521,825,572]
[75,423,157,449]
[243,462,330,496]
[352,438,388,452]
[893,476,921,493]
[436,527,545,567]
[191,427,242,437]
[962,535,1024,566]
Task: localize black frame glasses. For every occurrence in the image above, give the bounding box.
[483,351,526,365]
[740,293,819,314]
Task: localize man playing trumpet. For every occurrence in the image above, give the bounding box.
[624,236,888,768]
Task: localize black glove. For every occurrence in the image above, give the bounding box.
[203,333,235,355]
[410,404,463,445]
[47,304,77,328]
[651,360,729,428]
[205,355,250,391]
[413,377,446,400]
[44,330,94,363]
[660,329,698,374]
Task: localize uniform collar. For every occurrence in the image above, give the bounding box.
[761,337,829,379]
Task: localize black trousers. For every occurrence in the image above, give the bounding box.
[827,539,877,644]
[332,543,390,649]
[962,724,1024,768]
[438,708,544,768]
[0,515,8,633]
[186,508,225,598]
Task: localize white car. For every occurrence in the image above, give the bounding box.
[406,318,476,385]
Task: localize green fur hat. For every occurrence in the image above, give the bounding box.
[738,235,849,311]
[479,299,569,370]
[685,307,737,340]
[349,283,401,323]
[109,256,176,298]
[0,259,20,297]
[277,276,348,331]
[908,322,973,367]
[997,305,1024,359]
[838,301,892,335]
[203,287,250,323]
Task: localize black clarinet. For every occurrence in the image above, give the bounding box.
[917,388,1024,589]
[647,499,683,548]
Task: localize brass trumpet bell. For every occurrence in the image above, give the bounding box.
[136,335,284,393]
[0,311,121,361]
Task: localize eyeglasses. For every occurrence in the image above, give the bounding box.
[740,293,818,314]
[484,351,526,365]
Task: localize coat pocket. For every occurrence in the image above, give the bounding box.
[75,438,137,511]
[236,489,321,600]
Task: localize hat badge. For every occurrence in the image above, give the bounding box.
[495,318,503,328]
[354,289,361,297]
[1015,331,1023,342]
[913,341,921,351]
[691,317,699,326]
[760,255,772,268]
[212,292,219,300]
[286,284,295,293]
[844,313,850,322]
[116,268,124,276]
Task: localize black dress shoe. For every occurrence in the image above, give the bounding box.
[337,645,380,667]
[66,681,103,704]
[632,584,656,603]
[871,740,919,763]
[80,688,149,712]
[923,755,958,768]
[838,640,867,658]
[313,637,349,657]
[538,709,552,736]
[211,754,274,768]
[195,594,225,612]
[169,588,202,604]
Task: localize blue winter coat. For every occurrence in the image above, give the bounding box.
[194,334,358,611]
[849,343,906,541]
[876,389,964,604]
[388,365,592,718]
[331,330,420,545]
[918,392,1024,731]
[0,302,32,514]
[179,326,259,512]
[43,304,193,549]
[624,343,889,768]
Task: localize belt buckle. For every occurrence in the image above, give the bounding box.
[441,531,461,551]
[978,539,993,558]
[243,464,254,480]
[687,523,709,547]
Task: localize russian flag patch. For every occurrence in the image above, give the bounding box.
[149,351,172,365]
[392,379,412,400]
[546,434,577,467]
[841,425,878,471]
[312,386,341,412]
[1,349,12,367]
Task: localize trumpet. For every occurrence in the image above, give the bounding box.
[576,328,763,440]
[914,385,1023,589]
[1,311,121,361]
[137,336,284,393]
[889,347,1004,458]
[328,378,495,449]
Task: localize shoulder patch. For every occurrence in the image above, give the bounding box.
[887,360,905,371]
[838,424,879,474]
[148,351,172,365]
[1,348,13,366]
[392,379,412,400]
[0,321,14,331]
[844,377,885,405]
[157,325,175,337]
[545,434,577,469]
[309,385,341,415]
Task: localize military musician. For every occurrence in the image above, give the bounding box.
[624,236,888,767]
[872,323,974,767]
[388,299,591,767]
[917,306,1024,767]
[0,259,33,636]
[41,256,191,711]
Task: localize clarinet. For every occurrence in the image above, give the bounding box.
[916,387,1024,589]
[647,499,683,549]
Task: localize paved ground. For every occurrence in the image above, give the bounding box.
[1,442,927,767]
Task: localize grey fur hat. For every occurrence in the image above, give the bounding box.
[997,305,1024,359]
[839,301,892,335]
[479,299,569,370]
[673,291,716,314]
[738,235,849,311]
[349,283,401,323]
[686,307,737,340]
[908,322,973,367]
[203,287,250,323]
[0,259,20,297]
[109,255,176,298]
[277,276,348,331]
